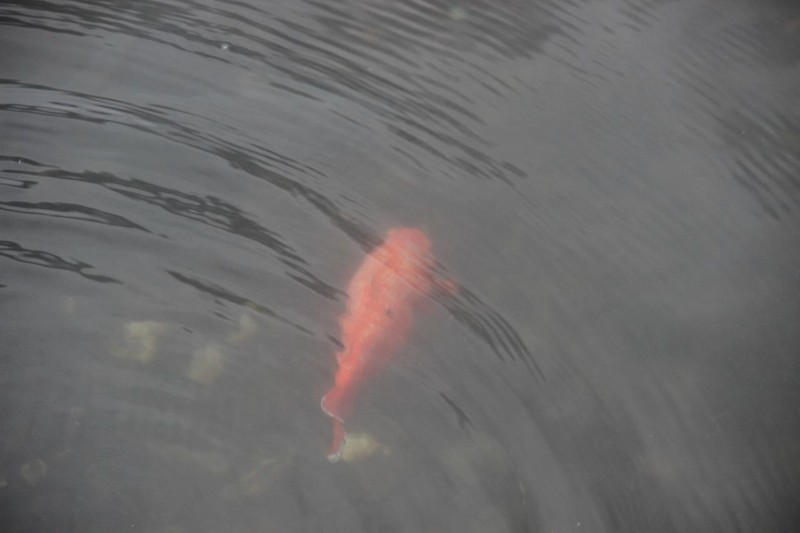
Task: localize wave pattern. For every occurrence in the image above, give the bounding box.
[0,74,543,382]
[667,1,800,219]
[0,239,120,283]
[0,0,561,185]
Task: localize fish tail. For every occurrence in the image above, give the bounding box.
[327,418,346,462]
[321,386,354,420]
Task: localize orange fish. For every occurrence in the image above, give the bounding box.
[321,228,453,461]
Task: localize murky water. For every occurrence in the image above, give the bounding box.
[1,0,799,531]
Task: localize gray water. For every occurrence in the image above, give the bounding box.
[1,0,799,531]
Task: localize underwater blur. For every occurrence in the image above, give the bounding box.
[1,0,799,531]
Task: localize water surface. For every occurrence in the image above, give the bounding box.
[1,0,799,531]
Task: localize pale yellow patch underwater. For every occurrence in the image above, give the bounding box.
[340,432,391,463]
[20,458,47,486]
[187,344,225,385]
[111,320,166,363]
[225,312,258,346]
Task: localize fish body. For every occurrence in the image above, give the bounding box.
[321,228,445,461]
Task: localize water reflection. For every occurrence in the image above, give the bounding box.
[0,240,120,283]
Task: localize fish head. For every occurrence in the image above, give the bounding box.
[385,228,432,260]
[385,228,436,293]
